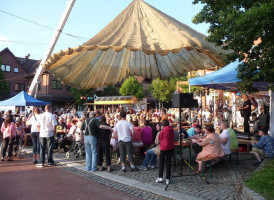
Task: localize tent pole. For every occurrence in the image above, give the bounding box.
[270,90,274,137]
[213,89,216,127]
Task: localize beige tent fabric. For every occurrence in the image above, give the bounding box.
[44,0,229,89]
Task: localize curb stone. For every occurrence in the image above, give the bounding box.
[241,159,267,200]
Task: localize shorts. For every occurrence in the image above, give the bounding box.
[252,148,266,158]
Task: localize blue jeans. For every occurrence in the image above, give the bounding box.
[31,132,40,154]
[40,136,54,164]
[84,135,97,172]
[142,149,157,167]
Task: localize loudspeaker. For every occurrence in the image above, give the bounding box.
[172,93,194,108]
[193,99,198,108]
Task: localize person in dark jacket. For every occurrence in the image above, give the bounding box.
[97,116,112,172]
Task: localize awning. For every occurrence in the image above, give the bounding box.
[189,59,268,91]
[86,96,138,106]
[0,91,50,106]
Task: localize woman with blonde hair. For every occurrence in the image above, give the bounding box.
[26,108,41,164]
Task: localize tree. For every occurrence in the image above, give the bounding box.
[70,87,95,106]
[0,57,9,100]
[149,75,188,102]
[192,0,274,92]
[102,85,120,96]
[119,76,144,100]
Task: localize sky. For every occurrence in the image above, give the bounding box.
[0,0,209,60]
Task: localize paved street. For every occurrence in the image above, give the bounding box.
[0,155,143,200]
[0,147,259,200]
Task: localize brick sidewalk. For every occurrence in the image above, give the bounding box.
[0,156,141,200]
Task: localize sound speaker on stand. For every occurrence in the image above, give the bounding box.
[172,93,194,108]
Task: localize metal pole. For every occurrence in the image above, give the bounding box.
[270,90,274,137]
[28,0,76,96]
[179,105,183,173]
[213,89,216,127]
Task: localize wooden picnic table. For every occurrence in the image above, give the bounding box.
[237,139,257,153]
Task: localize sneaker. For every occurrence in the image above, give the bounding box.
[252,162,262,167]
[121,168,126,173]
[148,165,155,169]
[140,166,148,171]
[33,160,38,164]
[166,179,170,185]
[48,162,56,167]
[130,167,139,172]
[156,177,163,183]
[36,163,44,168]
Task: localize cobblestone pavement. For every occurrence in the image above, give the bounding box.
[24,147,259,200]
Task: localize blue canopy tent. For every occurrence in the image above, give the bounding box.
[189,59,268,91]
[189,59,270,131]
[0,91,50,106]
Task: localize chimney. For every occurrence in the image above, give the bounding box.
[25,54,30,60]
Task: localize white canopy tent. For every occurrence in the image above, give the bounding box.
[44,0,229,89]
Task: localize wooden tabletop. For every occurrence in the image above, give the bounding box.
[174,141,191,146]
[238,139,257,144]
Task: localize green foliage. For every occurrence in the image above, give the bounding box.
[192,0,274,92]
[149,75,188,102]
[102,85,120,96]
[0,57,10,100]
[178,83,201,93]
[245,159,274,199]
[119,76,144,100]
[70,87,95,106]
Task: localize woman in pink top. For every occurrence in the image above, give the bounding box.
[195,124,224,172]
[141,120,153,146]
[132,120,143,147]
[1,115,16,161]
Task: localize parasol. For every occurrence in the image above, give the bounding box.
[44,0,229,89]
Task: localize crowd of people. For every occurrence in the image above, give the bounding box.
[0,94,273,185]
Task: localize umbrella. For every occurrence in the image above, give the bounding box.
[44,0,229,89]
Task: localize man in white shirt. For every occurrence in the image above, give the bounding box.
[36,104,57,167]
[113,111,138,172]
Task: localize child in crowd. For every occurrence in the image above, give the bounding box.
[14,117,25,156]
[156,119,174,185]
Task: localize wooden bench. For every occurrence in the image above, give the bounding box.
[197,155,219,178]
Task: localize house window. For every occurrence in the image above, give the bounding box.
[20,84,25,91]
[14,68,19,73]
[38,82,41,90]
[15,83,20,91]
[15,83,25,91]
[52,80,62,89]
[1,64,11,72]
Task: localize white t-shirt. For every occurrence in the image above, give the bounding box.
[75,127,82,142]
[27,114,41,133]
[38,112,57,137]
[220,129,231,154]
[67,125,77,137]
[114,120,133,142]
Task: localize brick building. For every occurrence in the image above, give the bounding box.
[0,48,73,106]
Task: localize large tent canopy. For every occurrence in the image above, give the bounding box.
[0,91,50,106]
[44,0,230,89]
[189,59,268,91]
